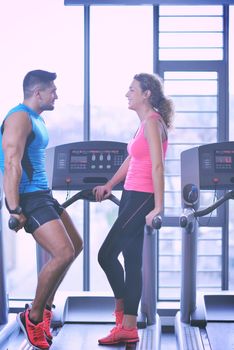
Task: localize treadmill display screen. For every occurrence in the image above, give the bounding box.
[215,150,234,171]
[70,150,89,171]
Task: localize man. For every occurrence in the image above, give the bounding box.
[0,70,83,349]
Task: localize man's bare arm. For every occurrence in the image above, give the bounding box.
[2,111,31,211]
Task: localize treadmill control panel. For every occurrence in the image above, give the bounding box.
[181,142,234,190]
[46,141,128,190]
[200,149,234,172]
[66,149,124,172]
[199,143,234,189]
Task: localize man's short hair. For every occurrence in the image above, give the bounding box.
[23,70,57,98]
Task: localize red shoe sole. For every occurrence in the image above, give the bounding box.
[99,337,139,345]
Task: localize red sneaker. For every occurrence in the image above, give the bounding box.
[25,301,54,345]
[17,309,50,350]
[98,325,139,345]
[43,308,53,342]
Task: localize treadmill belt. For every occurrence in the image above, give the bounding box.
[206,322,234,350]
[50,324,124,350]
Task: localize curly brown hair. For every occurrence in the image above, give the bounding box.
[134,73,174,129]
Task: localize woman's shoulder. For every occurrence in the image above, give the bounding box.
[145,111,162,125]
[145,112,168,141]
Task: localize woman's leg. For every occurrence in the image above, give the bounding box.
[98,190,154,344]
[122,226,144,328]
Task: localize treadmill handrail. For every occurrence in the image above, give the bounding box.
[194,190,234,217]
[180,190,234,228]
[62,189,120,208]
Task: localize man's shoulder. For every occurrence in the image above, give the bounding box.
[6,104,25,116]
[3,104,32,132]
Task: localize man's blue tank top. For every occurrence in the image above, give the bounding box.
[0,104,49,193]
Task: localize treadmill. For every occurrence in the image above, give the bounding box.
[0,141,162,350]
[175,141,234,350]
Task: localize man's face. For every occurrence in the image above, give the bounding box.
[38,82,58,111]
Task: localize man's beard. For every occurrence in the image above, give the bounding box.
[41,103,55,111]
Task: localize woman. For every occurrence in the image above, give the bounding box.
[93,73,174,345]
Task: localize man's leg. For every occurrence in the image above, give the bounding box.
[17,218,76,349]
[29,218,76,323]
[45,209,83,307]
[26,210,83,344]
[38,210,83,342]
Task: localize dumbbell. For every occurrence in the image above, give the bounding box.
[8,216,20,230]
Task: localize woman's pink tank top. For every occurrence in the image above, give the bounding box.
[124,113,168,193]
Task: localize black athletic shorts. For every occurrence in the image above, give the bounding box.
[19,190,64,234]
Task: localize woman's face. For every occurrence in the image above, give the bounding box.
[125,79,146,111]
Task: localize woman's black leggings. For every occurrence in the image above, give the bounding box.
[98,189,154,316]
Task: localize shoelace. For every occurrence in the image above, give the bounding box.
[115,311,124,325]
[110,311,123,333]
[30,321,47,343]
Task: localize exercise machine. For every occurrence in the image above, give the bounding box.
[175,141,234,350]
